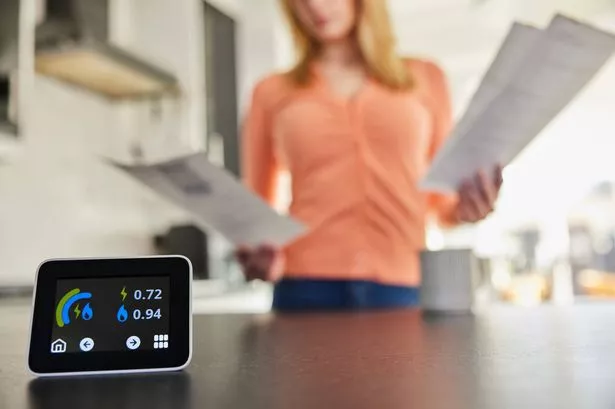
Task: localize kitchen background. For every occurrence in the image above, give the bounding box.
[2,0,615,311]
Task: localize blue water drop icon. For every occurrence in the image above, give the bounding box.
[82,303,93,320]
[117,305,128,323]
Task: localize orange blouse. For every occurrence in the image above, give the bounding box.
[242,59,458,287]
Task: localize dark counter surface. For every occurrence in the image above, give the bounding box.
[2,300,615,409]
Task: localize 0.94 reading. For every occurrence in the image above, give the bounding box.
[133,308,162,320]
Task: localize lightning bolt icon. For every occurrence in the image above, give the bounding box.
[120,286,127,301]
[74,303,81,319]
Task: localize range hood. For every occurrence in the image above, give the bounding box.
[36,0,179,100]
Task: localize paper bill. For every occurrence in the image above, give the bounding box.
[428,23,543,170]
[422,15,615,192]
[110,153,307,246]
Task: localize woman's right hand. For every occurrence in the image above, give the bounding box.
[235,244,284,282]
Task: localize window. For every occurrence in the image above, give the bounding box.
[0,74,17,134]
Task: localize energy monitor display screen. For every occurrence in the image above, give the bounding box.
[28,257,192,376]
[51,277,170,353]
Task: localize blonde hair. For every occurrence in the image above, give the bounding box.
[280,0,413,90]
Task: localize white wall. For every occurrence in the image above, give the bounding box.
[236,0,290,113]
[114,0,207,159]
[0,0,206,286]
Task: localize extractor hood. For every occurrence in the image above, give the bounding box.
[36,0,179,100]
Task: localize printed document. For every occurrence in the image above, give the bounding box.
[112,153,306,246]
[422,15,615,192]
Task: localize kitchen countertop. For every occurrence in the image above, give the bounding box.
[2,299,615,409]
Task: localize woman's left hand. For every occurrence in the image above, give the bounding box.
[454,165,503,224]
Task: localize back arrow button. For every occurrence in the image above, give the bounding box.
[79,337,95,352]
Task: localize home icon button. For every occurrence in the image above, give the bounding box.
[51,339,67,354]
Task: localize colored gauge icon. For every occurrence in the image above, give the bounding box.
[55,289,93,328]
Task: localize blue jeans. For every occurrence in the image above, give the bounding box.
[272,278,420,311]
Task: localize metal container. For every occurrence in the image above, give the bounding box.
[420,249,479,313]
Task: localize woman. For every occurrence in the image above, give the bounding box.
[237,0,502,311]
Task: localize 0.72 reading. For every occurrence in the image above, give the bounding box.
[133,289,163,301]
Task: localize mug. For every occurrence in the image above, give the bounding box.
[420,249,479,313]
